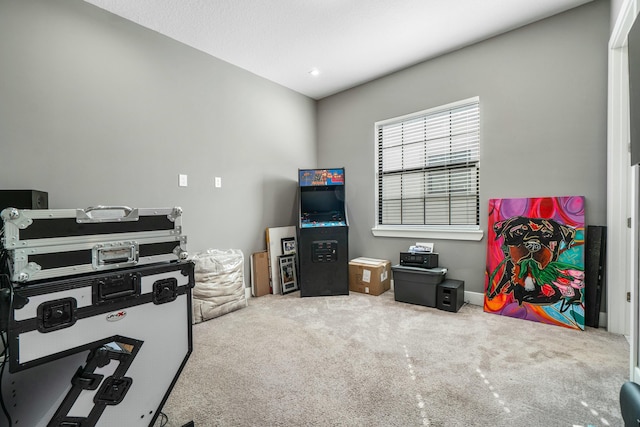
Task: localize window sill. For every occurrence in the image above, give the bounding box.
[371,226,484,241]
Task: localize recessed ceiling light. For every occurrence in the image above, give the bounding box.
[309,68,321,77]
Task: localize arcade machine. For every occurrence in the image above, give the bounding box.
[297,168,349,297]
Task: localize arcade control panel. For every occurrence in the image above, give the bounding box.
[312,240,338,262]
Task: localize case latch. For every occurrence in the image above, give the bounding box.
[37,297,77,333]
[153,278,178,304]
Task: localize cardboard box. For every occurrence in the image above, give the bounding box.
[251,251,271,297]
[349,257,391,296]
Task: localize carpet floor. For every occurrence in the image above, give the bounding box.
[155,290,629,427]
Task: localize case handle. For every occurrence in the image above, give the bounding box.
[76,206,139,223]
[92,241,139,269]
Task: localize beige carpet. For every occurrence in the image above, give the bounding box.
[155,290,629,427]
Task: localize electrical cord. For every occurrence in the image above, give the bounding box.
[0,335,11,427]
[158,411,169,427]
[0,318,12,427]
[0,266,14,427]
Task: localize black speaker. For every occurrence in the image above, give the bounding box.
[437,279,464,313]
[0,190,48,211]
[585,225,606,328]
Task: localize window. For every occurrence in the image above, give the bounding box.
[373,97,482,241]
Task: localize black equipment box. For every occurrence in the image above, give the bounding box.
[437,279,465,313]
[0,189,48,211]
[400,252,438,269]
[392,265,446,307]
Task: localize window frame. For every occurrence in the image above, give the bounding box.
[371,97,484,241]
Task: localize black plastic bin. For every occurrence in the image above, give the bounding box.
[391,265,447,307]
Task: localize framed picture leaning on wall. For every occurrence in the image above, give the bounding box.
[281,237,296,255]
[279,254,298,294]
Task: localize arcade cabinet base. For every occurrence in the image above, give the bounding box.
[298,228,348,297]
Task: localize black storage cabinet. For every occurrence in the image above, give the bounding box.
[392,265,446,307]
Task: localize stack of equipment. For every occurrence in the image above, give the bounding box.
[392,248,465,312]
[0,205,193,427]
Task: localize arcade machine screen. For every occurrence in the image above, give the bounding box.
[299,169,346,228]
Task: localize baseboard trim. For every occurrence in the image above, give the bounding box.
[463,290,607,329]
[464,290,484,306]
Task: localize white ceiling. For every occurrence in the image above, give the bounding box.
[83,0,594,100]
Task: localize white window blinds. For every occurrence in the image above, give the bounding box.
[376,98,480,227]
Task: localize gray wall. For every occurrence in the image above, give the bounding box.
[0,0,611,297]
[0,0,316,276]
[316,0,610,295]
[611,0,625,30]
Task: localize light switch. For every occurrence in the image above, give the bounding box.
[179,174,188,187]
[215,177,222,188]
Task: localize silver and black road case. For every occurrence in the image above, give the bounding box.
[0,205,194,427]
[1,206,187,283]
[1,261,194,427]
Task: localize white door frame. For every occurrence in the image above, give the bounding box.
[608,0,637,379]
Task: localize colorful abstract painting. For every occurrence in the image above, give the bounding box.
[484,196,585,330]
